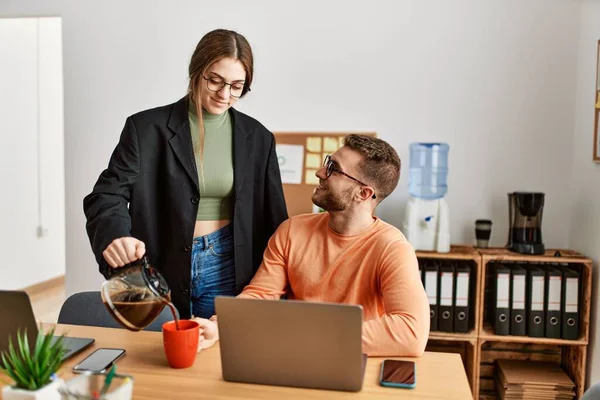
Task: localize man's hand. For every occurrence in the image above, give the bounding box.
[103,237,146,268]
[192,317,219,353]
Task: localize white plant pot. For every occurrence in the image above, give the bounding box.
[1,379,62,400]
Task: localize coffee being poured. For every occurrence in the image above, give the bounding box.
[101,257,180,331]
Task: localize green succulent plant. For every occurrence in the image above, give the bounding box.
[0,326,65,391]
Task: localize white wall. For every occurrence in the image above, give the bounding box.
[0,17,65,290]
[0,1,581,296]
[570,0,600,388]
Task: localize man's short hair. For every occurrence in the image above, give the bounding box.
[343,134,401,202]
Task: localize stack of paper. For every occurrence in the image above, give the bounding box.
[495,360,575,400]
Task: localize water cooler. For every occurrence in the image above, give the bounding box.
[402,143,450,253]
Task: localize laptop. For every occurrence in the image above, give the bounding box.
[215,296,367,392]
[0,290,95,362]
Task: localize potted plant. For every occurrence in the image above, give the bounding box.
[0,326,65,400]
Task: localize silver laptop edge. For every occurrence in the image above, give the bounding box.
[216,296,367,392]
[0,290,94,362]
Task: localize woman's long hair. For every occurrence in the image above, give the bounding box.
[187,29,253,182]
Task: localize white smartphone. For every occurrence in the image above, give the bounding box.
[72,348,126,373]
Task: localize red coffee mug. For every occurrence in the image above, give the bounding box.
[162,320,199,368]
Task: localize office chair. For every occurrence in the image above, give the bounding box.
[582,382,600,400]
[57,291,177,332]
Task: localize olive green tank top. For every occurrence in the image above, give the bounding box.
[188,105,234,221]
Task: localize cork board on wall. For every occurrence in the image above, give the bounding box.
[273,132,377,217]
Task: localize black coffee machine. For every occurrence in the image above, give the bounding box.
[506,192,545,255]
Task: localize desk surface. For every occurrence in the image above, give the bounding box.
[28,324,471,399]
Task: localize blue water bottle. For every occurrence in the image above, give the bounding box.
[408,143,449,199]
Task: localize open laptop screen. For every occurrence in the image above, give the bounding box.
[0,290,95,362]
[0,290,41,356]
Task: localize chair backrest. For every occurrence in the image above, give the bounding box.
[582,382,600,400]
[57,291,177,332]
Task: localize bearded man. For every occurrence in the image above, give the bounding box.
[195,134,430,357]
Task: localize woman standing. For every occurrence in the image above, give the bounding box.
[84,29,288,319]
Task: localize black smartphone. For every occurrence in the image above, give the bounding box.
[379,359,416,389]
[72,348,126,373]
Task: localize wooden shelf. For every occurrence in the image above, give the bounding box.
[419,247,481,346]
[479,248,592,348]
[479,324,587,345]
[417,245,480,260]
[478,247,589,264]
[417,246,592,400]
[478,340,587,399]
[430,330,477,342]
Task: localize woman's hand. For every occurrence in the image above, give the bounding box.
[102,237,146,268]
[193,317,219,353]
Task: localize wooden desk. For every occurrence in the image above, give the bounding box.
[10,324,472,399]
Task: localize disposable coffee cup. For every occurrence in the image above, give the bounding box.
[475,219,492,248]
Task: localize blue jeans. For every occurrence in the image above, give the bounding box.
[190,223,236,318]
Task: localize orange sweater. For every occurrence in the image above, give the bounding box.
[239,213,430,356]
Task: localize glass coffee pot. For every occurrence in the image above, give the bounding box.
[101,256,175,331]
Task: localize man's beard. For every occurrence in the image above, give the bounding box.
[312,185,355,212]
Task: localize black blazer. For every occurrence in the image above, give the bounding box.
[83,97,288,318]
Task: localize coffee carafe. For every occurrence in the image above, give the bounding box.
[506,192,545,255]
[101,256,172,331]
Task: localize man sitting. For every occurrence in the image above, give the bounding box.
[196,134,430,356]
